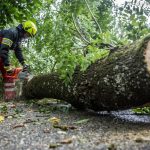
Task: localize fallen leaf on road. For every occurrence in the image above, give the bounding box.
[53,125,77,131]
[0,115,4,123]
[135,137,150,143]
[73,119,89,124]
[48,117,60,125]
[57,131,67,134]
[49,143,61,149]
[60,138,73,144]
[53,125,68,131]
[12,124,25,129]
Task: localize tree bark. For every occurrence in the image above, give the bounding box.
[23,35,150,111]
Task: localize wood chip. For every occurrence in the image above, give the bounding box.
[12,124,25,129]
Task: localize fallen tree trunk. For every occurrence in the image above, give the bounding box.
[23,35,150,111]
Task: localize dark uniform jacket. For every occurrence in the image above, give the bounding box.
[0,27,25,66]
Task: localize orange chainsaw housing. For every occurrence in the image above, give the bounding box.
[0,57,22,79]
[4,68,22,80]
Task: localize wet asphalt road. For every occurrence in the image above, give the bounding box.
[0,100,150,150]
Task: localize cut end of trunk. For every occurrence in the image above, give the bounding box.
[145,41,150,73]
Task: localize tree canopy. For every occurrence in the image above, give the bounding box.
[0,0,41,28]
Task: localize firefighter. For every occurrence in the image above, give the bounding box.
[0,20,37,78]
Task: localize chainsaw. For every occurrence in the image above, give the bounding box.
[0,67,34,99]
[9,67,34,98]
[3,67,33,81]
[17,70,34,97]
[18,70,34,81]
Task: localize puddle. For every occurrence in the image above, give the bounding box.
[111,109,150,123]
[96,109,150,123]
[98,109,150,123]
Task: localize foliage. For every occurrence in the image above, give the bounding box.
[132,107,150,115]
[96,0,113,32]
[113,0,150,41]
[73,118,90,124]
[27,0,112,82]
[0,0,42,28]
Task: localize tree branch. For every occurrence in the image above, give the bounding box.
[84,0,102,33]
[72,13,91,44]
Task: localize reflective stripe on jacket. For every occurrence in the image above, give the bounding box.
[0,27,25,66]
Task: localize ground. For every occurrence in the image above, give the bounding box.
[0,99,150,150]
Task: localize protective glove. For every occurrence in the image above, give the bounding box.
[4,66,14,74]
[23,64,30,72]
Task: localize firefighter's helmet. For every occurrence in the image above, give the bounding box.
[22,21,37,37]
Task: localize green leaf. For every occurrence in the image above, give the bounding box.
[73,119,90,124]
